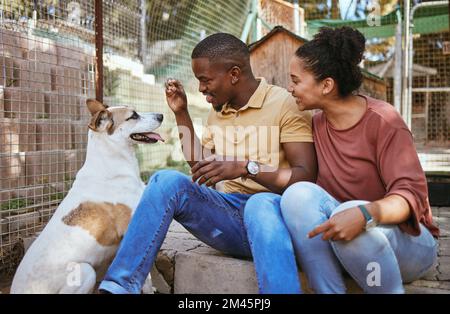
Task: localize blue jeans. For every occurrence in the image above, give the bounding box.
[280,182,438,294]
[99,169,301,294]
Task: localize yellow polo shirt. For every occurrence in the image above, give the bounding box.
[201,78,313,194]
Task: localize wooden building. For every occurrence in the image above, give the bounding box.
[248,26,387,101]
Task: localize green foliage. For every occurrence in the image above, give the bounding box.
[103,67,121,97]
[1,0,34,19]
[140,170,155,183]
[49,192,64,201]
[0,198,33,211]
[146,0,194,41]
[139,156,191,183]
[166,156,191,175]
[6,78,18,87]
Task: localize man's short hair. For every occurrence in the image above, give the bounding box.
[191,33,250,65]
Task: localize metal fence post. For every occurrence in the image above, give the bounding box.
[140,0,147,65]
[95,0,103,103]
[394,8,402,113]
[402,0,411,128]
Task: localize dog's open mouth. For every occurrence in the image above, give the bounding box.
[130,132,164,144]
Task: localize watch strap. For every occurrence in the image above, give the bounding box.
[358,204,372,222]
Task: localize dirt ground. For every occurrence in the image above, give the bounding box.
[0,275,12,294]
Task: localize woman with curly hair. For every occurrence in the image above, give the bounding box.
[281,27,439,293]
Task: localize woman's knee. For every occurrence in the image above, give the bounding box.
[330,228,391,268]
[331,200,369,217]
[280,182,324,221]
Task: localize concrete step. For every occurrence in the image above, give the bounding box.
[172,247,363,294]
[152,222,365,294]
[14,221,450,294]
[152,221,450,294]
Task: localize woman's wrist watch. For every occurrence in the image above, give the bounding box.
[358,204,378,230]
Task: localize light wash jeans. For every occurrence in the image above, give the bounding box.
[99,169,301,294]
[280,181,438,294]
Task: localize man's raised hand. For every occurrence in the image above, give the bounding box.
[165,78,188,114]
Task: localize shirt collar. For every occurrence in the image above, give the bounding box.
[220,77,268,114]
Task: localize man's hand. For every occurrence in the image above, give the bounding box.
[165,78,188,114]
[191,156,248,187]
[308,206,367,241]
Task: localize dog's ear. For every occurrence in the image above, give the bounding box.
[88,110,114,133]
[86,99,109,116]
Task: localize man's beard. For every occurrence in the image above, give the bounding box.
[213,103,225,112]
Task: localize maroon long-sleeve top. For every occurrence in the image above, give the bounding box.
[313,95,439,238]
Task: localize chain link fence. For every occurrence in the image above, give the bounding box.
[0,0,448,281]
[0,0,251,278]
[271,0,449,173]
[1,0,96,276]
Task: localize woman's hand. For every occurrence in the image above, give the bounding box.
[308,206,367,241]
[191,156,248,187]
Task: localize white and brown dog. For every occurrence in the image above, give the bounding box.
[11,99,164,293]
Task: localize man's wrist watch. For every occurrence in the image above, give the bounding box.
[245,160,260,178]
[358,204,378,230]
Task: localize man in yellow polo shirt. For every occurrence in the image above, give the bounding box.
[195,76,314,195]
[99,33,316,294]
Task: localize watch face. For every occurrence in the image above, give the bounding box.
[366,219,377,229]
[247,161,259,175]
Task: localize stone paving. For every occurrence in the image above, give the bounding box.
[1,207,449,294]
[151,207,450,294]
[403,207,450,293]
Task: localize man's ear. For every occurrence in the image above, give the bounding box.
[229,66,241,85]
[88,110,114,133]
[86,99,109,116]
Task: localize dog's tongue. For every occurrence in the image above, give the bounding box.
[144,132,164,142]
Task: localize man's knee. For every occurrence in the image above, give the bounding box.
[244,193,280,221]
[148,169,192,192]
[244,193,291,247]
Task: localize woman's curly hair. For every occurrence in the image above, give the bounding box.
[295,26,366,97]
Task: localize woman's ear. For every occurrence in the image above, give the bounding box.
[322,78,335,96]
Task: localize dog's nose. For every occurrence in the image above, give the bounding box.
[156,114,163,123]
